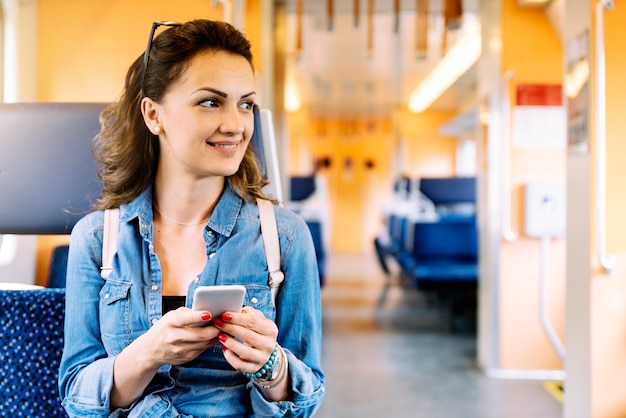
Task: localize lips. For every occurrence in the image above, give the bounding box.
[207,140,240,149]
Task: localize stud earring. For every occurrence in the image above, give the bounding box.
[154,126,161,134]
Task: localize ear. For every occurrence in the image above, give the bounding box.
[141,97,161,134]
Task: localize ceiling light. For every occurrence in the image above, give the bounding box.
[517,0,552,6]
[408,26,481,113]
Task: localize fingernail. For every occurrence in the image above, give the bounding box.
[222,313,233,321]
[201,312,212,321]
[214,318,225,327]
[218,333,227,343]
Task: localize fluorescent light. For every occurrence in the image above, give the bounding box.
[409,27,481,113]
[517,0,552,6]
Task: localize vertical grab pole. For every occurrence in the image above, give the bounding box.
[595,0,615,273]
[540,236,566,362]
[502,70,517,242]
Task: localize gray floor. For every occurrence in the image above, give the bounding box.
[314,252,562,418]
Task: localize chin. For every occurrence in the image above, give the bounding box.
[220,166,242,177]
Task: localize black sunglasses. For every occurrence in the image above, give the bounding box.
[140,21,182,98]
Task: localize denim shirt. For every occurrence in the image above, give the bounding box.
[58,183,325,417]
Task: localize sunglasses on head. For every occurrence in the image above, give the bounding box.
[140,21,182,98]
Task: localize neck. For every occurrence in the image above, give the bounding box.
[151,175,225,226]
[153,203,210,226]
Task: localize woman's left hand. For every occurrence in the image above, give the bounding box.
[213,306,279,375]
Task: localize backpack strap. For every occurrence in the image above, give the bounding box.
[101,208,120,280]
[257,198,284,307]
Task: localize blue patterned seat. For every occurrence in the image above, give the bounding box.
[0,288,67,417]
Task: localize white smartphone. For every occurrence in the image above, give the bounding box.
[191,285,246,325]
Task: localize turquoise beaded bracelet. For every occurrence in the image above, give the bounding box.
[243,342,279,379]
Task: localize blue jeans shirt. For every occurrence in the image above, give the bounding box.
[58,183,325,417]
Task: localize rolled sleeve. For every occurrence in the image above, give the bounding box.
[249,349,325,417]
[61,357,117,417]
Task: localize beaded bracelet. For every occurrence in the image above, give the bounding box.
[243,342,279,379]
[253,345,288,390]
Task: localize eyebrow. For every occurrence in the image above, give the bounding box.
[200,87,256,99]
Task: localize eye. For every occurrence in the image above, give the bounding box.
[239,101,255,111]
[199,98,219,108]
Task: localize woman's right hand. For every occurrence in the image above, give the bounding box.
[141,307,222,367]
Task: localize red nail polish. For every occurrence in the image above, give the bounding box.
[213,318,225,327]
[218,333,227,343]
[222,312,233,321]
[201,312,212,321]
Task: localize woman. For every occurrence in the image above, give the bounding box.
[59,19,324,417]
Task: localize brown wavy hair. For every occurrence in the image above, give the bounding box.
[92,19,269,210]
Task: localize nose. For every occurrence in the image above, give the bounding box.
[219,105,245,135]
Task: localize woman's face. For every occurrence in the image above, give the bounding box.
[151,50,256,181]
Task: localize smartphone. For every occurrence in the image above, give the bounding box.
[191,285,246,325]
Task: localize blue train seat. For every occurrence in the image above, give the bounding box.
[0,288,67,417]
[403,215,478,291]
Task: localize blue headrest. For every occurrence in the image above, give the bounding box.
[290,176,316,202]
[0,103,106,234]
[419,177,476,205]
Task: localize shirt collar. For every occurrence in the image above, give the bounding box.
[206,181,242,238]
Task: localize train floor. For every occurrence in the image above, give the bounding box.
[314,251,562,418]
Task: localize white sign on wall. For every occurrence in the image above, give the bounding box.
[512,84,566,149]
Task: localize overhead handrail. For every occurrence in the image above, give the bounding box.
[502,70,517,242]
[595,0,615,273]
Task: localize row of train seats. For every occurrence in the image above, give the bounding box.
[374,176,478,331]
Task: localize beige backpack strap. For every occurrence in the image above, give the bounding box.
[101,208,120,280]
[257,198,284,306]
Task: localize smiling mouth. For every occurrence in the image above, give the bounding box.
[209,142,238,149]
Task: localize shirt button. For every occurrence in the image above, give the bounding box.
[251,297,258,304]
[104,293,110,300]
[194,277,200,283]
[209,253,215,259]
[208,230,214,235]
[151,284,158,291]
[151,318,158,326]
